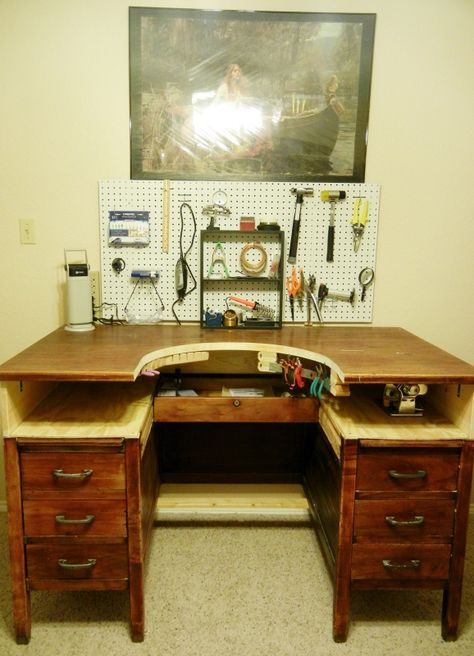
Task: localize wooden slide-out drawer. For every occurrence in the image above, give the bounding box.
[23,499,127,538]
[155,395,318,423]
[351,543,451,582]
[21,452,125,498]
[154,376,318,423]
[26,543,129,581]
[353,498,455,542]
[356,448,460,493]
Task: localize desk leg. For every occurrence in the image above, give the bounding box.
[333,439,357,642]
[4,438,31,643]
[442,443,474,640]
[125,439,145,642]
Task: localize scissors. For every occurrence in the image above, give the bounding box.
[286,266,302,321]
[351,198,369,252]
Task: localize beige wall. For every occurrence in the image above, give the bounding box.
[1,1,473,496]
[1,0,473,365]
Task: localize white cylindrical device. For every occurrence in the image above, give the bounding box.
[64,252,95,332]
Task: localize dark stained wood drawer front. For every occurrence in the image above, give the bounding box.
[351,544,451,581]
[21,453,125,498]
[353,499,455,542]
[356,448,460,493]
[23,499,127,538]
[26,543,129,580]
[154,396,318,423]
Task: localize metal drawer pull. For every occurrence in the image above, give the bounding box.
[55,514,95,525]
[385,515,424,527]
[53,468,93,479]
[388,469,426,480]
[382,558,421,570]
[58,558,97,570]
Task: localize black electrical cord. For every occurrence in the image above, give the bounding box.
[93,302,125,325]
[171,202,197,325]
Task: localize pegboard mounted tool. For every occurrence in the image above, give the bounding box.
[288,187,314,264]
[202,190,231,230]
[318,283,355,307]
[351,197,369,252]
[172,202,197,325]
[305,274,323,325]
[320,190,346,262]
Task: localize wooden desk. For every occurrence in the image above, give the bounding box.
[1,325,473,644]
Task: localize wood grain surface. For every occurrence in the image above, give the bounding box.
[320,390,468,441]
[10,380,155,439]
[0,325,473,383]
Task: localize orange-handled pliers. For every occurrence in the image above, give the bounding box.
[286,266,302,321]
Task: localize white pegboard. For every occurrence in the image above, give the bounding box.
[98,180,379,324]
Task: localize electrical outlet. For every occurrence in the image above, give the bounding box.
[19,219,36,244]
[90,270,101,316]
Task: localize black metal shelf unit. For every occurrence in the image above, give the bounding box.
[200,229,285,329]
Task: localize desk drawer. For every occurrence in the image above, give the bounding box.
[26,543,128,580]
[23,499,127,538]
[154,396,318,423]
[356,448,459,493]
[21,452,125,498]
[351,543,451,581]
[353,499,455,542]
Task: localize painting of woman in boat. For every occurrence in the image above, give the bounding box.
[130,9,375,182]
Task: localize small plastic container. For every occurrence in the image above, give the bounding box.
[240,216,255,231]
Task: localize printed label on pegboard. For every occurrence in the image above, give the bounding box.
[108,211,150,245]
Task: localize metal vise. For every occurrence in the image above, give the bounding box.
[383,383,428,415]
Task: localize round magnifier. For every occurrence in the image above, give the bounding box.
[359,267,374,286]
[359,267,374,301]
[212,190,228,207]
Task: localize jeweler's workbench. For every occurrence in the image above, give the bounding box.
[1,324,473,643]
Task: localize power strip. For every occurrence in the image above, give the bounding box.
[90,270,101,318]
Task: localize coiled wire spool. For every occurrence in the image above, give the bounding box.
[239,242,268,276]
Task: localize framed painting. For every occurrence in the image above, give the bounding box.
[129,8,376,182]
